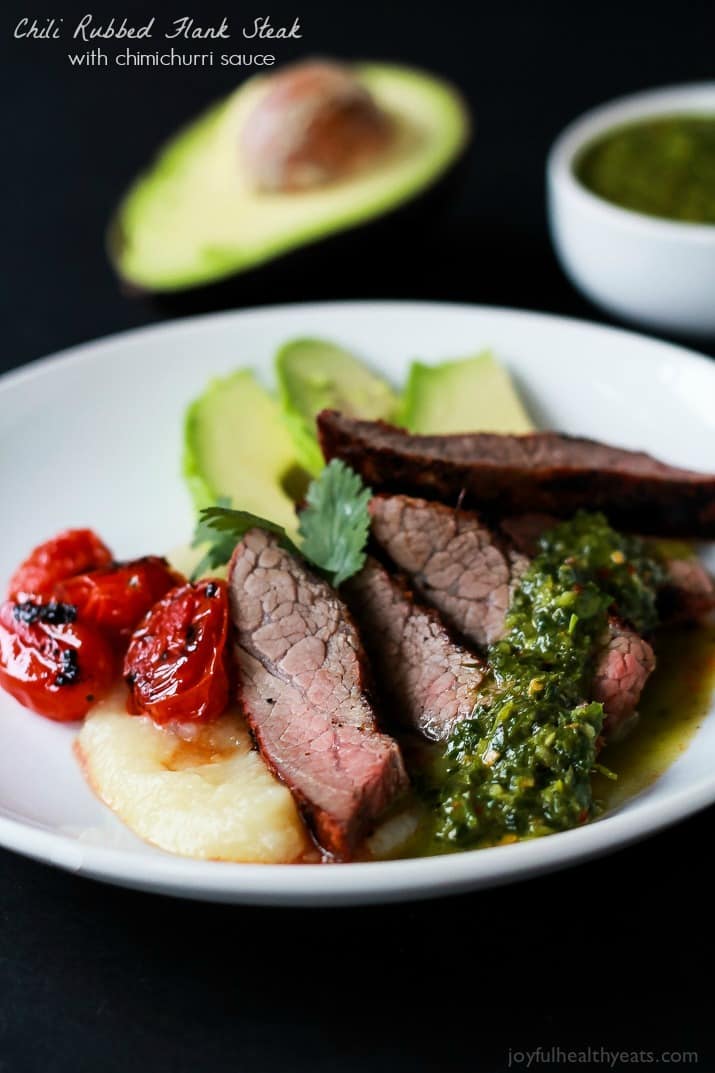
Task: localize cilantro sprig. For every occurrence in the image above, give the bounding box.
[191,460,371,587]
[297,458,372,586]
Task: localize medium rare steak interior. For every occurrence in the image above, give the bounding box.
[318,411,715,537]
[369,494,527,648]
[229,528,408,859]
[344,557,487,741]
[592,619,656,737]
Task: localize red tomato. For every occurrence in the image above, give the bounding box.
[8,529,113,602]
[0,600,116,722]
[56,557,182,641]
[123,580,230,725]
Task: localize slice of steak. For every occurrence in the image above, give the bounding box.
[659,557,715,623]
[369,494,528,648]
[370,494,655,738]
[318,412,715,537]
[592,620,656,739]
[229,528,408,859]
[344,558,487,741]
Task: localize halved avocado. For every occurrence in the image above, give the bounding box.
[110,64,470,292]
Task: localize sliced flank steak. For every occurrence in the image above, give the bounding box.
[317,412,715,537]
[592,619,656,739]
[229,528,407,859]
[658,556,715,623]
[369,494,655,738]
[368,494,528,649]
[344,558,487,742]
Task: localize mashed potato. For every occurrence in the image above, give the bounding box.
[76,694,311,863]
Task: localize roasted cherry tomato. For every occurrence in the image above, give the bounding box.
[8,529,113,602]
[56,557,182,641]
[123,579,230,725]
[0,600,116,722]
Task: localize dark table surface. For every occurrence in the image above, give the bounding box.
[1,2,714,1070]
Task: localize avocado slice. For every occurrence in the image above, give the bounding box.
[183,369,300,533]
[276,338,399,475]
[400,352,533,434]
[110,64,470,291]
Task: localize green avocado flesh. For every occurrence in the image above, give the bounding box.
[183,344,531,520]
[400,351,533,433]
[276,338,399,475]
[111,64,470,291]
[183,369,299,534]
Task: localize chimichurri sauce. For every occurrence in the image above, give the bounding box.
[575,114,715,224]
[417,512,667,851]
[394,619,715,860]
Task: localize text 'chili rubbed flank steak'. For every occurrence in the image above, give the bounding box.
[369,494,655,738]
[317,411,715,537]
[344,557,487,742]
[229,528,407,860]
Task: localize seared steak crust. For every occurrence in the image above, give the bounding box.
[229,529,407,859]
[345,558,486,741]
[318,412,715,537]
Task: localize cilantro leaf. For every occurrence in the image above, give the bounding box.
[191,503,299,581]
[298,459,372,587]
[191,460,372,588]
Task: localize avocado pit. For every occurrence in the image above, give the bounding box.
[241,60,394,192]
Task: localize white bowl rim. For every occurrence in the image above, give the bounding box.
[547,81,715,243]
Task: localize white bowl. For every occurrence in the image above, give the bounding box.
[0,301,714,904]
[547,83,715,338]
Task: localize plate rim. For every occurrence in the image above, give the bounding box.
[0,773,713,905]
[2,299,714,904]
[5,298,715,399]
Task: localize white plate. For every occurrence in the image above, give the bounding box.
[1,301,713,905]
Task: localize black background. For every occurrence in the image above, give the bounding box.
[1,3,714,1071]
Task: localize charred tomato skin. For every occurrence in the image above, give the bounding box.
[56,557,183,641]
[0,600,117,722]
[8,529,113,602]
[123,579,230,725]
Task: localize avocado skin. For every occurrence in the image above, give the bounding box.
[110,151,470,317]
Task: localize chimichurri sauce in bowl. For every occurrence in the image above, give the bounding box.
[575,114,715,224]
